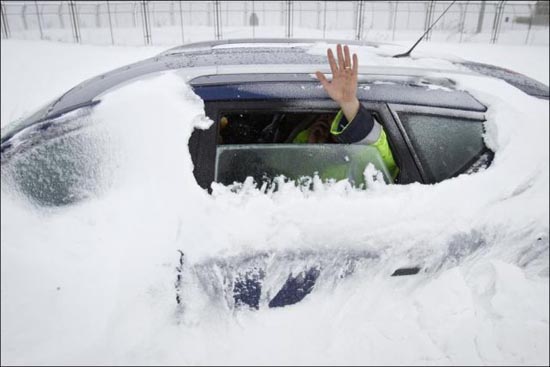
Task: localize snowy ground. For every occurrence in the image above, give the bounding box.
[1,39,549,365]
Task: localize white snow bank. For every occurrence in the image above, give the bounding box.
[2,67,549,365]
[1,41,548,365]
[0,40,165,127]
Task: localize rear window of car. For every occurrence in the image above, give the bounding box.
[397,113,486,182]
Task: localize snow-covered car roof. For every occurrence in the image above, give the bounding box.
[159,38,398,55]
[1,38,548,146]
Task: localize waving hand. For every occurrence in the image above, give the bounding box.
[315,44,360,122]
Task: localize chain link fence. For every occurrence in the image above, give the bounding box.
[1,1,548,46]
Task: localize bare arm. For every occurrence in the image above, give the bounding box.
[315,44,360,122]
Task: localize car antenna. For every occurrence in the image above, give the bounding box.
[393,0,457,58]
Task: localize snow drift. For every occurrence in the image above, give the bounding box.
[1,62,548,365]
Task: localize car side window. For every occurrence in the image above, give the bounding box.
[397,113,488,182]
[218,112,336,145]
[213,110,393,187]
[216,144,392,187]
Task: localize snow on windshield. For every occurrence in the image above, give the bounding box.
[1,70,548,365]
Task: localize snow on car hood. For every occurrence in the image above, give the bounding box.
[1,71,548,365]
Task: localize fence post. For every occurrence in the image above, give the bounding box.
[459,2,467,43]
[95,3,100,28]
[429,1,436,40]
[388,1,393,31]
[355,0,364,40]
[251,0,255,38]
[34,1,43,39]
[498,1,506,43]
[316,1,320,29]
[170,1,175,26]
[107,1,114,45]
[179,1,184,44]
[21,4,27,30]
[424,1,435,41]
[212,0,215,40]
[406,1,410,29]
[1,2,10,38]
[243,1,247,26]
[141,1,147,44]
[323,0,327,39]
[476,0,486,34]
[141,0,152,45]
[490,0,505,44]
[286,1,293,38]
[58,3,64,28]
[69,0,81,43]
[113,2,117,27]
[525,3,533,44]
[213,0,221,40]
[392,2,398,41]
[132,2,137,27]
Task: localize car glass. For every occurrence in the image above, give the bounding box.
[398,113,486,182]
[1,113,108,207]
[215,111,391,187]
[218,112,337,145]
[216,144,392,187]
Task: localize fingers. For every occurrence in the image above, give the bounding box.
[327,48,338,75]
[344,45,351,69]
[327,44,355,74]
[336,44,345,71]
[315,71,330,89]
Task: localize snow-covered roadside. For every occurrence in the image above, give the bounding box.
[1,40,549,365]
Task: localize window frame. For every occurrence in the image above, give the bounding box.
[190,98,423,190]
[387,104,488,183]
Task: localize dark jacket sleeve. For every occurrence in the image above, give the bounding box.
[330,104,375,144]
[330,104,400,180]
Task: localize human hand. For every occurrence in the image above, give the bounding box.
[315,44,360,122]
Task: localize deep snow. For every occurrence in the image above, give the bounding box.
[1,40,549,365]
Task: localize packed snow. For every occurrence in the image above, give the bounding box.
[1,39,549,365]
[0,40,166,126]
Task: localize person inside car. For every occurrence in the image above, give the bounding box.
[218,44,399,183]
[295,43,399,180]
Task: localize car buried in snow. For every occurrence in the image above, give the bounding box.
[1,39,548,310]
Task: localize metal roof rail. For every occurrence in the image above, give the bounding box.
[160,38,393,56]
